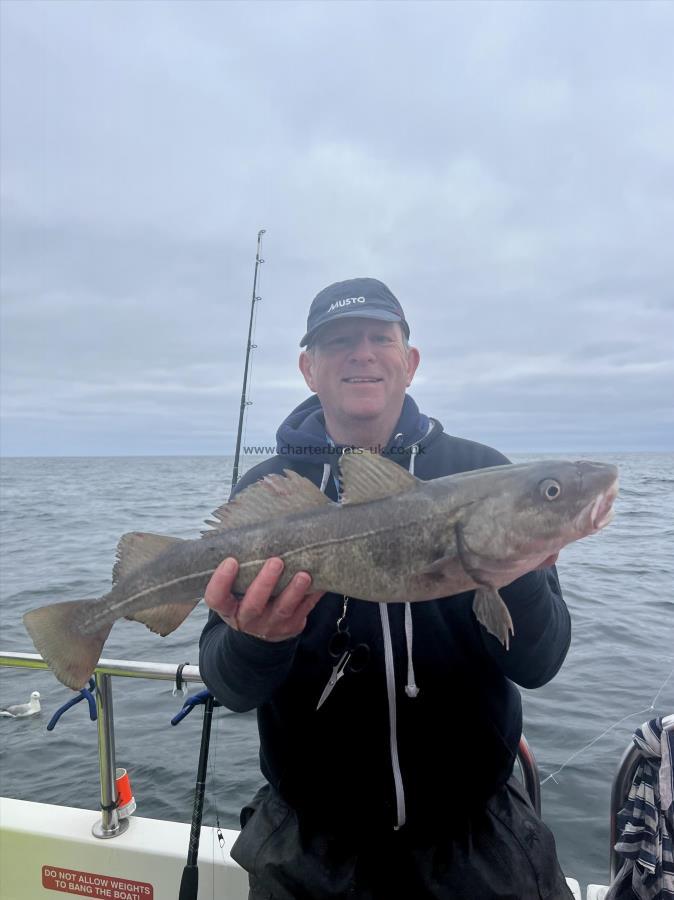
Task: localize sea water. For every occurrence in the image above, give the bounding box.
[1,452,672,889]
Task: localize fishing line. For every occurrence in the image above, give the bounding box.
[650,661,674,708]
[207,704,227,900]
[540,659,674,787]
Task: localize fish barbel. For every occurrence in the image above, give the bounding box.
[23,453,618,690]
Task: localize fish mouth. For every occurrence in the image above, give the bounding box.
[581,476,619,533]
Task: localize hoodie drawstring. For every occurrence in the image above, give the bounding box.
[404,604,419,699]
[319,463,331,494]
[404,445,420,699]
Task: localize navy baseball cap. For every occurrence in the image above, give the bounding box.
[300,277,410,347]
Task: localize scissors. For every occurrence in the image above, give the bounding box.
[316,628,370,710]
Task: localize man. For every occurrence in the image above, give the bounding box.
[199,277,573,899]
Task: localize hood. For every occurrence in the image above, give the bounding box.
[275,394,443,468]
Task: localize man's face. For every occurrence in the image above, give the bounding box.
[299,318,420,429]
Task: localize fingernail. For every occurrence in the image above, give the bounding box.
[295,572,311,590]
[223,558,237,575]
[268,558,284,574]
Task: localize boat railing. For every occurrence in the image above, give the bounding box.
[0,650,203,839]
[5,647,637,880]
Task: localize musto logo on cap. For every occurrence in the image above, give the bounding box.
[328,296,366,312]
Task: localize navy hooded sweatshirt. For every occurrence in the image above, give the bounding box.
[199,394,571,835]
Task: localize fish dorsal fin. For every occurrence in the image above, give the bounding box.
[339,452,419,505]
[203,469,333,533]
[113,532,183,585]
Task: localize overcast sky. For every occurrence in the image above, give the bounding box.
[1,0,672,457]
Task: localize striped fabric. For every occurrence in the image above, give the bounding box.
[606,714,674,900]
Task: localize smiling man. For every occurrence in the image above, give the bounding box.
[298,281,420,450]
[199,278,574,900]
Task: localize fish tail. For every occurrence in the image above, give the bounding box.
[23,599,112,691]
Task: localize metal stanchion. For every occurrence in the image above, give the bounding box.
[92,673,128,839]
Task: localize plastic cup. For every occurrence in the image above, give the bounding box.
[115,767,136,818]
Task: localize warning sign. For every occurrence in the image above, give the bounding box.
[42,866,153,899]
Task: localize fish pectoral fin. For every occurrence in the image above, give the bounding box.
[125,598,201,636]
[454,523,514,649]
[23,599,112,691]
[472,588,514,650]
[339,452,419,505]
[113,533,184,584]
[203,470,332,533]
[416,555,455,583]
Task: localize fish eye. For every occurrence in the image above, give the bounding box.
[539,479,561,501]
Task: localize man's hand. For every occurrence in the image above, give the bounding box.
[204,557,324,642]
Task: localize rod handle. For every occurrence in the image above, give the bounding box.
[178,865,198,900]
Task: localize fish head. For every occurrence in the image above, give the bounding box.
[456,460,619,581]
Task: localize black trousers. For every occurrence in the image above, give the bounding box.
[231,778,574,900]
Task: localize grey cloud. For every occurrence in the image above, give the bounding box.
[1,0,673,455]
[567,342,643,362]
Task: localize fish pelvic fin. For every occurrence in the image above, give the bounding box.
[472,588,515,650]
[23,599,112,691]
[125,598,201,636]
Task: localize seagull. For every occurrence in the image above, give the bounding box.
[0,691,41,718]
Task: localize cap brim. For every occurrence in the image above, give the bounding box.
[300,309,407,347]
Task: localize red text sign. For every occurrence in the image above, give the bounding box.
[42,866,153,899]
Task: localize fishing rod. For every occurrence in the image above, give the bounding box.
[232,228,265,489]
[178,694,215,900]
[179,229,266,900]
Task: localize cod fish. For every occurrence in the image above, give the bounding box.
[24,454,618,691]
